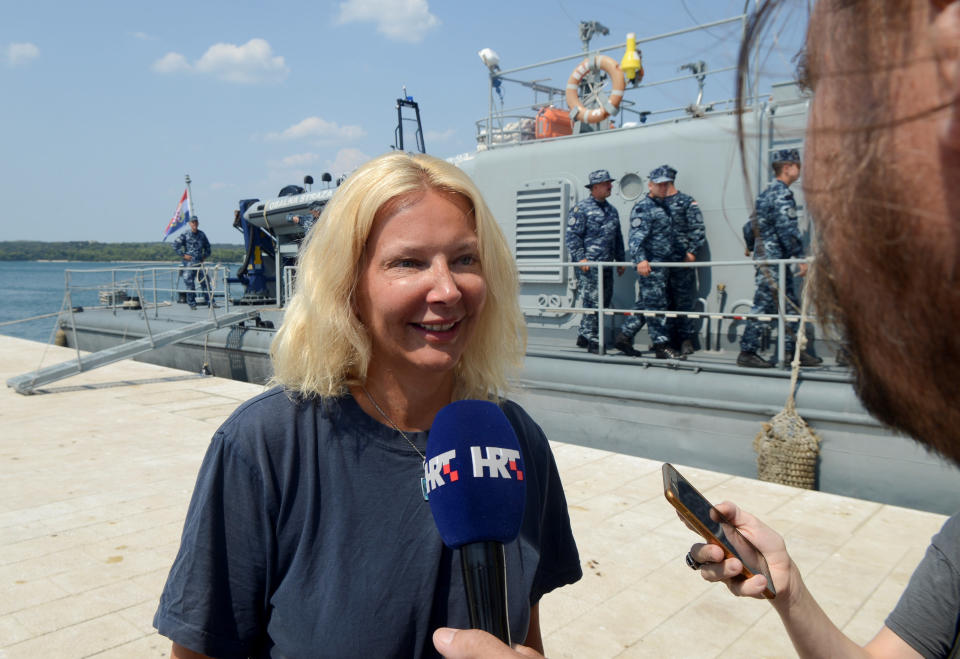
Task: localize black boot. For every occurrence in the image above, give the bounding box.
[587,341,601,354]
[576,335,588,348]
[614,333,641,357]
[737,350,774,368]
[797,351,823,367]
[654,343,685,360]
[680,339,696,356]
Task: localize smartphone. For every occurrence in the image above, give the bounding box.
[662,463,776,599]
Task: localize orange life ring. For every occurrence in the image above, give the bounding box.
[565,54,625,124]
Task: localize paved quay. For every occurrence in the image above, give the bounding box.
[0,334,947,658]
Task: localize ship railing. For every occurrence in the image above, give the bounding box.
[478,12,753,149]
[520,257,813,363]
[61,264,234,318]
[282,264,297,305]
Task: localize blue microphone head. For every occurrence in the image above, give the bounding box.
[425,400,527,548]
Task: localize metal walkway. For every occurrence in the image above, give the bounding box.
[6,309,260,394]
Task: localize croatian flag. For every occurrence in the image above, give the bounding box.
[162,189,192,241]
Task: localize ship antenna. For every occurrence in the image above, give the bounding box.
[578,20,609,52]
[185,174,196,220]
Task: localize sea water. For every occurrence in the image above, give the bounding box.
[0,261,237,343]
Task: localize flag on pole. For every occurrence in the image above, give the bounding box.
[162,188,192,241]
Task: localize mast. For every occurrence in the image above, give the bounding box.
[185,174,196,220]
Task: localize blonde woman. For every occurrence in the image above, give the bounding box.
[155,152,582,658]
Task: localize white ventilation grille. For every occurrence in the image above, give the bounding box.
[514,181,569,283]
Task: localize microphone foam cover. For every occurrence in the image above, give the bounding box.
[425,400,526,548]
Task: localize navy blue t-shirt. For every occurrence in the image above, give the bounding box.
[154,388,582,658]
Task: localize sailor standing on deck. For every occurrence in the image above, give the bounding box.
[614,166,689,360]
[173,218,213,310]
[287,200,323,232]
[737,149,821,368]
[658,166,706,355]
[564,169,626,354]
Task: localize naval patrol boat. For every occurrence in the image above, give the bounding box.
[11,12,960,513]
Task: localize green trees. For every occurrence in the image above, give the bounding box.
[0,241,245,262]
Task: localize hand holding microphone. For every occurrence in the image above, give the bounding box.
[425,400,527,646]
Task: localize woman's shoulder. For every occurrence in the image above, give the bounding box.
[499,399,551,458]
[216,387,345,453]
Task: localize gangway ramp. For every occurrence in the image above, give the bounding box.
[6,309,261,394]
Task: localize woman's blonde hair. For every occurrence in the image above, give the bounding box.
[270,151,526,400]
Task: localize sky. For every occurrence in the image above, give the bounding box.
[0,0,807,244]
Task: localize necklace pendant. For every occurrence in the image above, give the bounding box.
[421,476,429,501]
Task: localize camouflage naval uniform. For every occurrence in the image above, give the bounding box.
[173,227,212,307]
[618,195,683,346]
[663,191,706,343]
[565,196,625,344]
[739,179,804,356]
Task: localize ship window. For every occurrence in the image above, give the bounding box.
[514,181,569,283]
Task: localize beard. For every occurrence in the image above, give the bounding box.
[808,188,960,467]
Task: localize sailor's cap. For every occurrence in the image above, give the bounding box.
[649,165,677,183]
[586,169,616,188]
[772,148,801,164]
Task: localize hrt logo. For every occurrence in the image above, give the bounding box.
[470,446,524,481]
[424,449,459,494]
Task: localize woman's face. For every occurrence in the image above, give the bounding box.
[354,188,487,380]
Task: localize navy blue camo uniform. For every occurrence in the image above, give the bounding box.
[173,220,212,309]
[662,174,706,348]
[618,166,688,357]
[565,169,625,350]
[286,200,323,233]
[739,149,817,366]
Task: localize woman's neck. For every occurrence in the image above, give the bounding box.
[352,369,454,432]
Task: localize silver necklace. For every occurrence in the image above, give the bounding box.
[360,385,429,500]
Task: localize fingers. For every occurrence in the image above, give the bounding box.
[432,628,539,659]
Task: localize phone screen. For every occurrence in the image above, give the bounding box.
[662,463,776,598]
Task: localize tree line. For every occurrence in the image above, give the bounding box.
[0,241,246,263]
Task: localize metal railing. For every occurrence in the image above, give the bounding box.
[520,257,812,362]
[478,13,751,149]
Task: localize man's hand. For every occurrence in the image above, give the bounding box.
[684,252,696,262]
[432,629,543,658]
[636,260,651,276]
[182,255,192,261]
[578,259,589,273]
[796,262,809,277]
[686,501,795,602]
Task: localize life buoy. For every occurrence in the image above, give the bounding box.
[566,55,625,124]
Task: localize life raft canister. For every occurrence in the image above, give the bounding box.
[566,54,626,124]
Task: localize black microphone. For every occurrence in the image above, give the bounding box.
[424,400,527,645]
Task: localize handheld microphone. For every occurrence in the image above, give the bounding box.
[425,400,526,645]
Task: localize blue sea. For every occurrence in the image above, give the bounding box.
[0,261,183,343]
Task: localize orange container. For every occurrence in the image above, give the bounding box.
[535,107,573,138]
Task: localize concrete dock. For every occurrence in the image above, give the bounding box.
[0,335,947,658]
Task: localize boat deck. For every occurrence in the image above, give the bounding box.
[0,335,946,658]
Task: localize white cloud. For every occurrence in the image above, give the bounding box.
[152,52,190,74]
[130,31,156,41]
[6,42,39,67]
[267,116,366,142]
[280,153,321,168]
[425,128,455,143]
[327,148,371,176]
[152,38,288,84]
[337,0,439,44]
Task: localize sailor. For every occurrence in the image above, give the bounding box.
[288,200,323,232]
[659,166,706,355]
[564,169,626,354]
[737,149,821,368]
[173,217,213,310]
[614,166,688,360]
